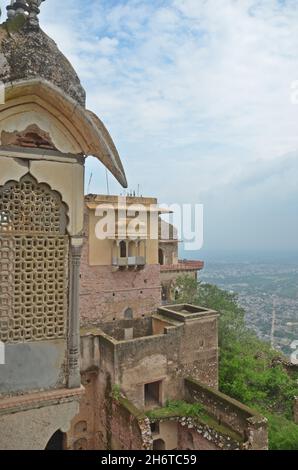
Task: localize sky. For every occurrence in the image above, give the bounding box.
[2,0,298,257]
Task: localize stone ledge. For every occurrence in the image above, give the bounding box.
[0,387,84,416]
[185,377,262,419]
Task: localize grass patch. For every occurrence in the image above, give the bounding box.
[146,400,244,443]
[112,384,121,401]
[146,400,204,419]
[264,412,298,450]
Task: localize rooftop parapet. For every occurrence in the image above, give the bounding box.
[158,304,218,323]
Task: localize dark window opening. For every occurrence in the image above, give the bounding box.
[145,381,162,407]
[120,241,127,258]
[158,249,164,265]
[150,422,160,435]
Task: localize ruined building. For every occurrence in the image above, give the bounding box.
[0,3,268,451]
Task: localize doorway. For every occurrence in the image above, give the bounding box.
[45,430,65,450]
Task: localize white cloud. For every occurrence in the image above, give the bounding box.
[1,0,297,251]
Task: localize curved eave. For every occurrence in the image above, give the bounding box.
[1,79,128,188]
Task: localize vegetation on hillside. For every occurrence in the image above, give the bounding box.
[174,276,298,450]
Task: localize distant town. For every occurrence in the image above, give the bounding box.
[200,261,298,358]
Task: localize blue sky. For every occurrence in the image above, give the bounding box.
[2,0,298,255]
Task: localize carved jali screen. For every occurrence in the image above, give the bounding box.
[0,174,68,343]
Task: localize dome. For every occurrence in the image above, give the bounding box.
[0,4,127,188]
[0,19,86,106]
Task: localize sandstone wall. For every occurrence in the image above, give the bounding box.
[80,227,161,325]
[110,315,218,409]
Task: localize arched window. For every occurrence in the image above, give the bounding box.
[124,308,133,320]
[159,248,164,265]
[119,240,127,258]
[45,430,65,450]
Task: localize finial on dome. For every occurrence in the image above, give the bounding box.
[6,1,45,29]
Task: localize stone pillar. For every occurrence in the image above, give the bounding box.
[68,236,83,389]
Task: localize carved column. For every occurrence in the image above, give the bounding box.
[68,236,83,389]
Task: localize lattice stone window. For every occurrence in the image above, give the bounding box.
[0,174,69,343]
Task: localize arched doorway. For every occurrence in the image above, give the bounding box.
[158,249,164,265]
[124,307,133,320]
[45,430,65,450]
[153,439,166,450]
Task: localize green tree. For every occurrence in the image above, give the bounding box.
[174,275,298,449]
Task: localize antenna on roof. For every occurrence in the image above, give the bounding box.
[105,168,110,195]
[87,172,93,194]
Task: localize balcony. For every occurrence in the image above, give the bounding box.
[112,256,146,268]
[160,260,204,272]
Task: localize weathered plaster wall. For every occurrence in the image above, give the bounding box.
[0,340,67,395]
[66,372,103,450]
[109,398,152,450]
[0,399,79,450]
[108,314,218,409]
